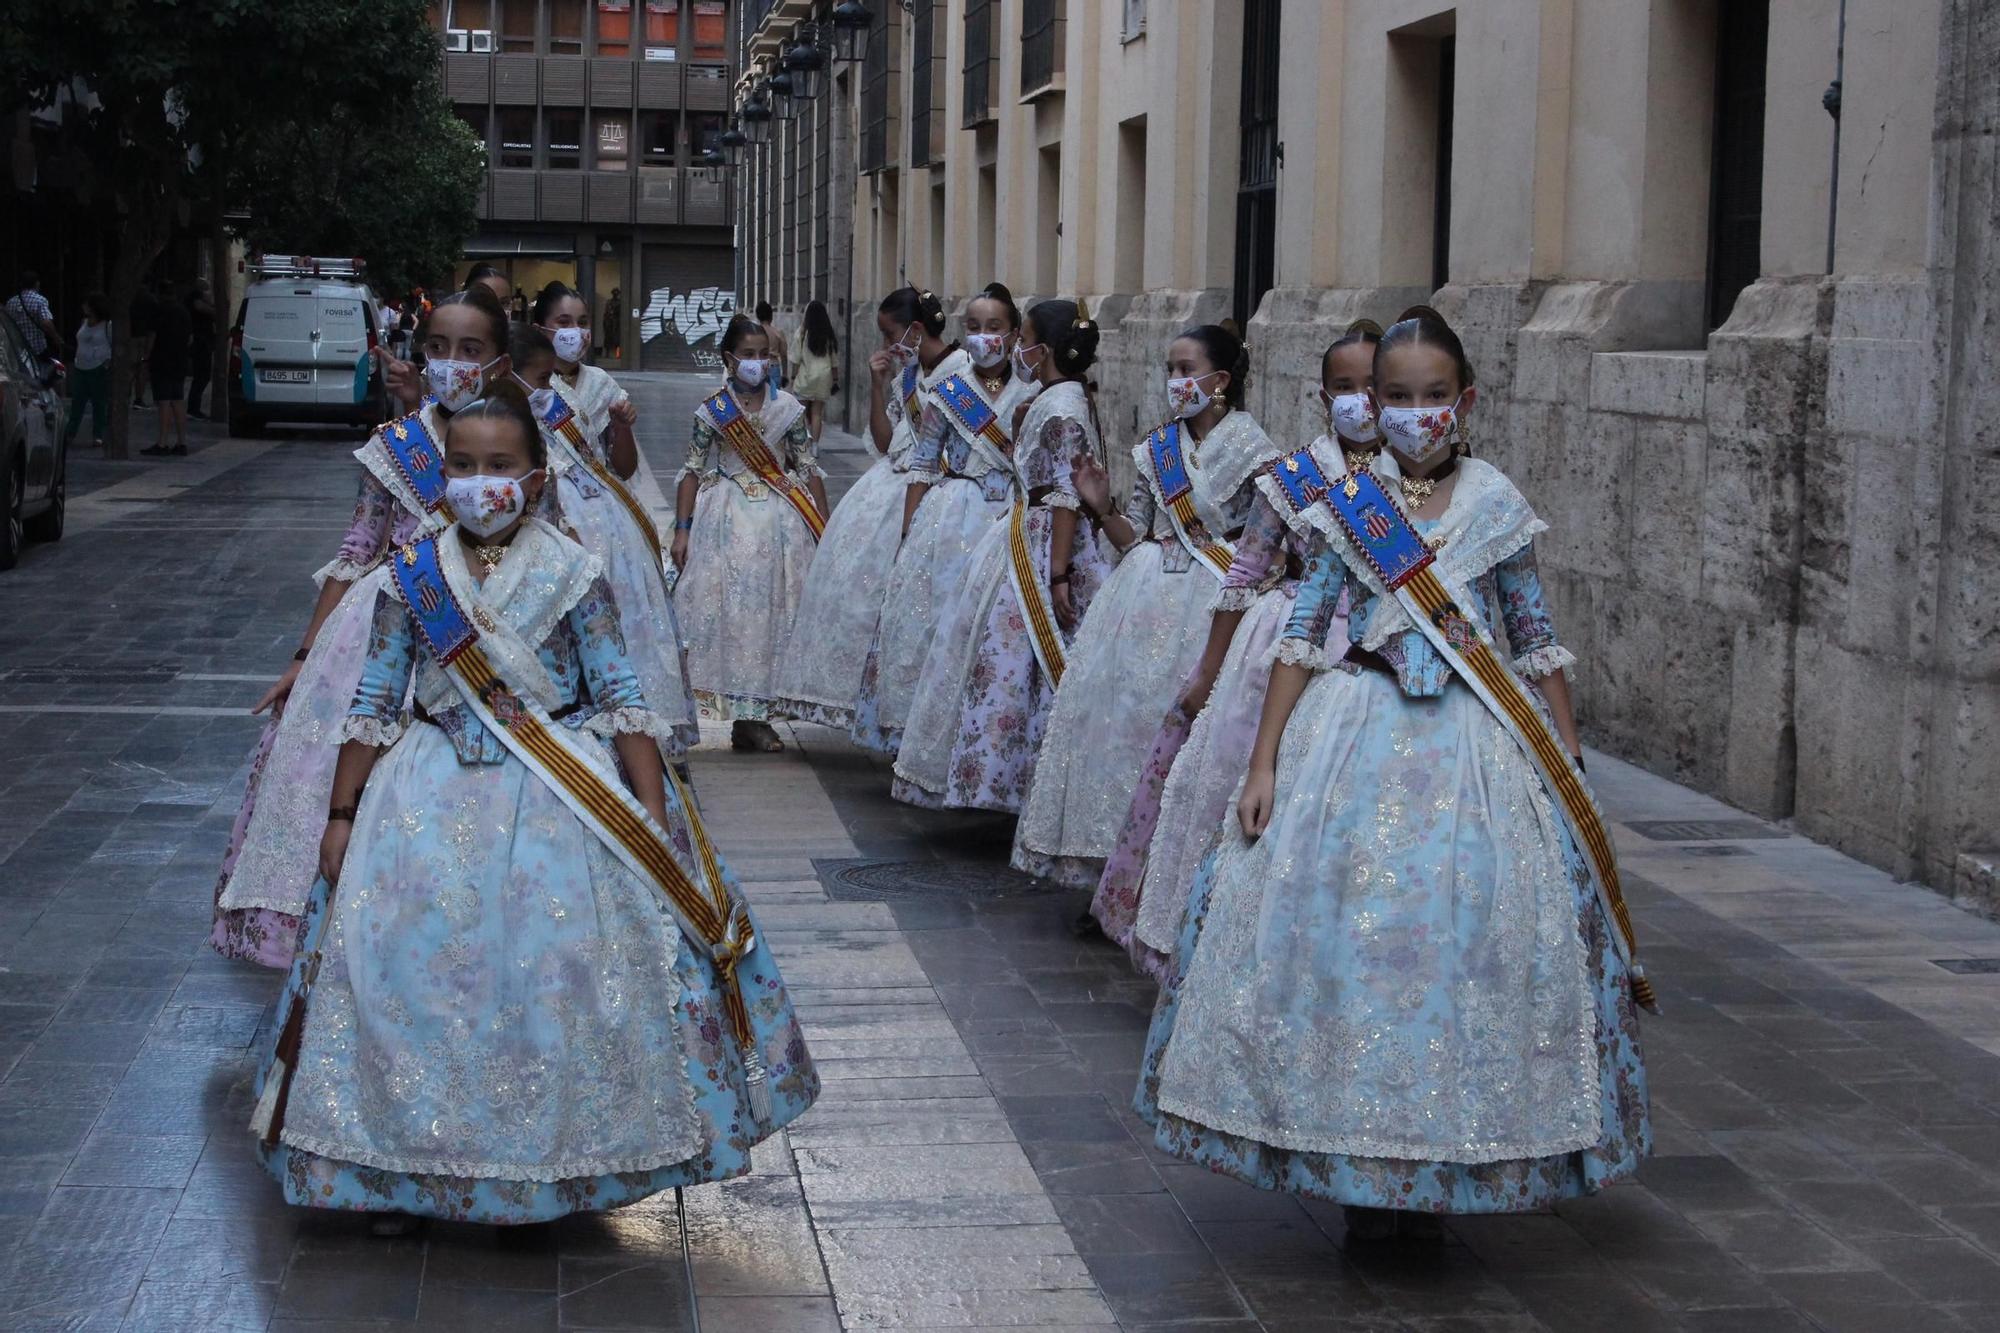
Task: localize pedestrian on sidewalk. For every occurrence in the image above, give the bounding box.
[247,384,819,1232]
[3,270,63,371]
[791,298,839,443]
[128,283,157,407]
[185,278,217,419]
[1136,306,1652,1240]
[756,299,790,389]
[63,293,114,450]
[602,286,624,359]
[143,278,191,456]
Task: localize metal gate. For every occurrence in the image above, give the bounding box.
[638,243,737,372]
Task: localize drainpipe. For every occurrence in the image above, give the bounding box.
[1822,0,1846,274]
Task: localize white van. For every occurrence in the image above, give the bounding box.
[227,256,384,435]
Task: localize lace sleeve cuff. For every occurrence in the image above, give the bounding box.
[1513,644,1577,679]
[315,556,373,587]
[1212,586,1261,613]
[1274,637,1333,671]
[906,465,942,483]
[337,714,404,748]
[1041,492,1082,511]
[583,706,681,746]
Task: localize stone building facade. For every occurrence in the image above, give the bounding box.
[733,0,1998,908]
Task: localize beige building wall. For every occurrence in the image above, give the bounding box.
[739,0,1998,912]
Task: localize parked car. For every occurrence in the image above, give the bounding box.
[0,316,65,570]
[227,255,385,436]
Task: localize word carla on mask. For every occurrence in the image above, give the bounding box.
[544,326,590,363]
[1377,393,1466,466]
[427,357,505,413]
[1326,391,1380,444]
[447,471,543,539]
[730,355,771,388]
[964,333,1008,371]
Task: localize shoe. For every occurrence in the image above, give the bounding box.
[369,1213,425,1238]
[1397,1213,1445,1244]
[141,444,172,456]
[1342,1206,1397,1243]
[170,444,188,456]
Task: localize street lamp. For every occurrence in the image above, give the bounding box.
[767,69,799,121]
[719,123,748,163]
[784,30,829,101]
[740,87,773,145]
[829,1,870,64]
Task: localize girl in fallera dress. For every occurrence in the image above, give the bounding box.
[673,313,828,751]
[773,288,947,731]
[212,288,515,968]
[509,327,699,759]
[1012,324,1282,890]
[892,299,1110,812]
[853,283,1035,756]
[1136,307,1650,1239]
[1093,321,1383,977]
[532,281,643,482]
[249,384,817,1232]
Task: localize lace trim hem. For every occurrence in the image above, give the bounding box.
[1212,586,1261,612]
[583,706,681,746]
[1272,637,1332,671]
[1151,1091,1604,1167]
[277,1120,710,1184]
[316,556,374,587]
[336,715,404,748]
[1040,492,1082,511]
[1513,644,1577,679]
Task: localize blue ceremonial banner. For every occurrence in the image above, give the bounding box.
[1146,421,1193,503]
[540,392,576,433]
[703,389,744,431]
[1323,468,1434,589]
[383,411,450,511]
[1265,446,1335,516]
[392,535,479,666]
[934,373,999,440]
[901,362,921,418]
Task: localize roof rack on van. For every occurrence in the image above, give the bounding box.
[243,255,367,280]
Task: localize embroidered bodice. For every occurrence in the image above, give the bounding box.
[1282,458,1574,696]
[1118,410,1272,573]
[322,473,429,584]
[1014,380,1098,511]
[1212,495,1312,610]
[681,389,819,489]
[908,370,1035,501]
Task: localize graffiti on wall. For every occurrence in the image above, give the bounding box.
[641,285,736,371]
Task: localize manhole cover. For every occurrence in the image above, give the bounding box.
[1626,819,1789,842]
[1932,958,2000,975]
[813,857,1049,901]
[1680,845,1750,857]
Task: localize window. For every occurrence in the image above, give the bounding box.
[1036,145,1059,292]
[500,0,535,52]
[1707,0,1767,331]
[645,0,678,54]
[692,1,727,60]
[1121,0,1146,42]
[1383,16,1455,292]
[455,103,491,151]
[689,112,723,159]
[452,0,494,33]
[1233,0,1280,327]
[910,0,939,168]
[964,0,996,128]
[595,112,631,165]
[550,0,585,53]
[546,109,583,168]
[596,0,631,56]
[1021,0,1064,97]
[859,4,897,175]
[1114,116,1146,292]
[641,110,679,168]
[498,106,535,168]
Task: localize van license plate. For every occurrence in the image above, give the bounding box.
[259,369,311,384]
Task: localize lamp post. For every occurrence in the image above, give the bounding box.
[784,28,830,101]
[740,86,773,145]
[829,2,870,64]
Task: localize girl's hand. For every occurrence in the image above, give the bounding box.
[1177,663,1218,720]
[1237,765,1276,839]
[253,660,304,716]
[670,529,690,572]
[318,820,353,887]
[1051,579,1076,631]
[869,349,896,381]
[1071,454,1111,517]
[610,397,639,427]
[375,346,422,411]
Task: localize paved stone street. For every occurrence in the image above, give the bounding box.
[4,373,2000,1331]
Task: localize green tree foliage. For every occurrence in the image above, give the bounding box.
[0,0,483,452]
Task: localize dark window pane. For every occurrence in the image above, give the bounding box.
[499,106,535,169]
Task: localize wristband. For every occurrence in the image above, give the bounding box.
[1050,571,1070,586]
[293,647,310,662]
[674,517,694,531]
[327,804,358,822]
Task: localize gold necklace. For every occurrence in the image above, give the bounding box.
[1398,465,1454,507]
[1343,448,1376,475]
[473,542,510,574]
[977,369,1008,397]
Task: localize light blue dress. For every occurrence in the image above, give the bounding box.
[1136,460,1648,1214]
[252,532,818,1223]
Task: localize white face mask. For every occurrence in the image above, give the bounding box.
[965,333,1008,370]
[426,356,502,413]
[545,326,589,363]
[1166,373,1216,421]
[889,329,920,365]
[1012,343,1044,383]
[731,356,770,388]
[1377,394,1465,466]
[1327,391,1380,445]
[446,470,541,538]
[528,387,558,420]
